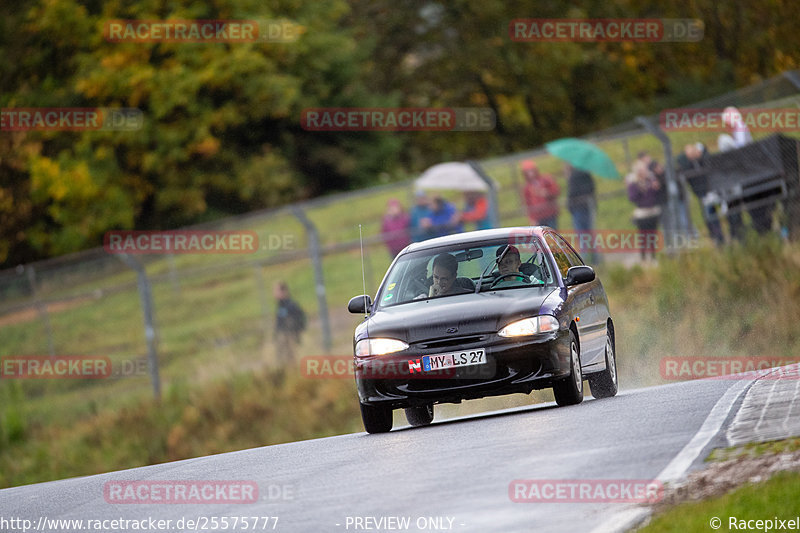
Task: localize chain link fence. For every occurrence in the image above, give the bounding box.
[1,71,799,408]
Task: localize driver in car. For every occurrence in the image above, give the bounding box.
[493,245,536,287]
[497,245,522,275]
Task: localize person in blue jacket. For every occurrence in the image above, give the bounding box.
[423,195,463,238]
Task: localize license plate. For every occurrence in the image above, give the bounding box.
[422,348,486,372]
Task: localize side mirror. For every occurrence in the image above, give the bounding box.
[565,265,595,286]
[348,295,373,314]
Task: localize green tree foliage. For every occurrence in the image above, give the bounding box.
[1,0,798,265]
[1,0,399,263]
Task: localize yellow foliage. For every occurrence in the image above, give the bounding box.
[30,157,66,201]
[191,137,221,157]
[29,157,96,204]
[100,51,130,70]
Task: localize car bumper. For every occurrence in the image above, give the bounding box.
[355,329,572,409]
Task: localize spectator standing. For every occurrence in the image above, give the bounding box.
[565,163,597,263]
[273,281,306,364]
[626,160,662,261]
[676,143,724,245]
[424,195,463,238]
[717,106,753,152]
[521,160,560,228]
[716,107,772,236]
[717,107,750,239]
[460,191,491,230]
[409,190,432,242]
[638,150,691,236]
[637,151,667,208]
[380,198,411,257]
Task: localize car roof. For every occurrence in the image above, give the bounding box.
[403,226,550,253]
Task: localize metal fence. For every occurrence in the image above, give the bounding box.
[1,70,799,403]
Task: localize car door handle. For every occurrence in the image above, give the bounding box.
[589,294,595,304]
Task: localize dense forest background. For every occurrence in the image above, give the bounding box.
[1,0,798,266]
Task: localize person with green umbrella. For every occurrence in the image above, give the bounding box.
[546,138,620,264]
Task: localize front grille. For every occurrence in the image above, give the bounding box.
[417,335,486,350]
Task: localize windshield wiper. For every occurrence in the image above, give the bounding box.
[475,245,508,293]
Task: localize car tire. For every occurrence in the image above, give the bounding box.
[405,404,434,427]
[360,403,393,434]
[588,330,618,399]
[553,331,583,407]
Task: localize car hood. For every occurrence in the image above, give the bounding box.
[364,287,558,344]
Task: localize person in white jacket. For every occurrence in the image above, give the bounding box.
[717,106,753,151]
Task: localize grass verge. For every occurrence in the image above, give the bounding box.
[641,470,800,533]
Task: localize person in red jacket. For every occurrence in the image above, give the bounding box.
[521,160,560,228]
[460,191,491,230]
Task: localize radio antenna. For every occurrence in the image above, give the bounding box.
[359,224,368,318]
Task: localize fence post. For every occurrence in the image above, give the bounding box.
[783,70,800,91]
[253,265,271,341]
[291,207,332,353]
[509,161,527,218]
[23,265,55,357]
[116,254,161,400]
[467,160,500,227]
[622,137,632,175]
[167,254,181,295]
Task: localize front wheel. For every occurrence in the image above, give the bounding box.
[588,330,618,398]
[405,404,434,427]
[360,403,393,433]
[553,331,583,406]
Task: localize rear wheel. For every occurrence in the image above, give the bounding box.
[588,330,618,399]
[360,403,393,433]
[553,331,584,406]
[405,404,434,427]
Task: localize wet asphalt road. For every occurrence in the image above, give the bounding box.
[0,378,748,533]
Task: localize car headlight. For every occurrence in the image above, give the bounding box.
[355,338,409,357]
[498,315,559,337]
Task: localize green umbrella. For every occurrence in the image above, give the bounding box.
[545,138,621,179]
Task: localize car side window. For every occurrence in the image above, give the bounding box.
[554,234,584,267]
[545,234,571,278]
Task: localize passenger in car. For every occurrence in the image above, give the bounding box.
[429,253,472,296]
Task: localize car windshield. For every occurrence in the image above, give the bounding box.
[376,237,555,308]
